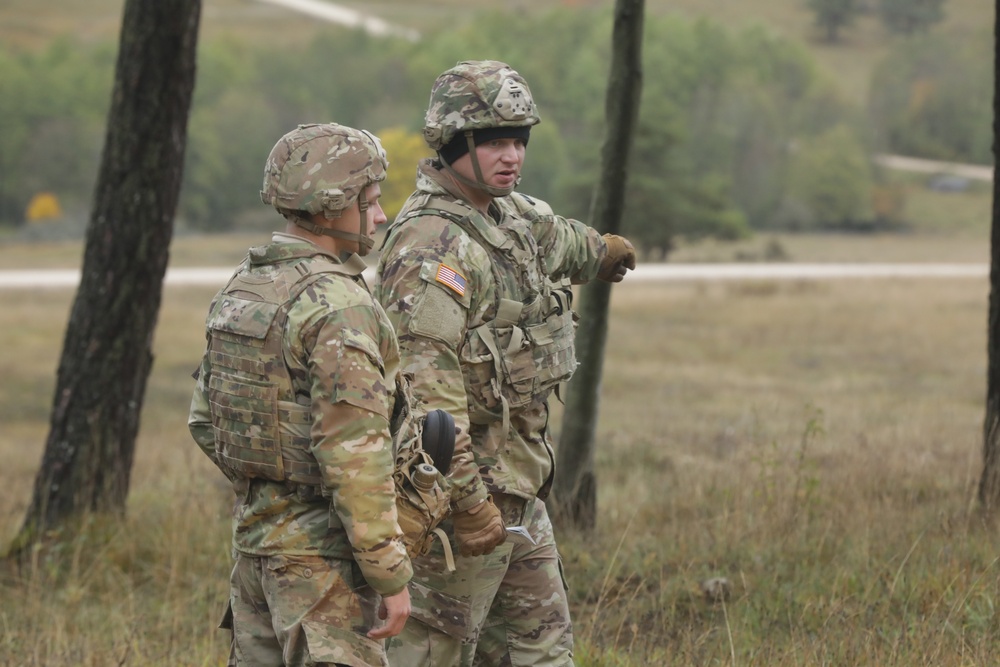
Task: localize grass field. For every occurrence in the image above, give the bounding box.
[2,169,992,269]
[1,231,998,664]
[0,0,996,662]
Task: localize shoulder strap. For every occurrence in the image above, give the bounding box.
[270,252,371,354]
[285,252,369,298]
[404,196,513,253]
[504,192,543,222]
[293,251,367,279]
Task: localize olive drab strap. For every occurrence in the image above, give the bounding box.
[470,297,523,438]
[497,194,580,405]
[206,253,367,495]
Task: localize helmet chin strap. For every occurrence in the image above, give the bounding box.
[288,194,374,257]
[440,131,518,198]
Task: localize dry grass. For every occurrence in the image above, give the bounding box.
[553,275,995,665]
[0,232,996,664]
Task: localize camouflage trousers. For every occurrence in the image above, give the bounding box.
[385,495,574,667]
[224,552,389,667]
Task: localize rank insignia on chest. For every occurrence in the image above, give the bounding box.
[435,263,467,297]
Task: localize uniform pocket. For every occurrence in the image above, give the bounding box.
[407,579,476,641]
[331,327,390,419]
[459,329,502,424]
[301,619,387,667]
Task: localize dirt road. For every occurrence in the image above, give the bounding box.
[0,263,987,290]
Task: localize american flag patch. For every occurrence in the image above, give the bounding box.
[435,263,467,297]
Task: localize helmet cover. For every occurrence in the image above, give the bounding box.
[423,60,540,152]
[260,123,387,218]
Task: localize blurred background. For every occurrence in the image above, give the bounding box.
[0,0,992,260]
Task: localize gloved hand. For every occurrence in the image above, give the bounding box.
[452,496,506,557]
[597,234,636,283]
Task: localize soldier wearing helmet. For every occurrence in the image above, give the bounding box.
[376,61,636,666]
[260,122,389,257]
[189,122,412,667]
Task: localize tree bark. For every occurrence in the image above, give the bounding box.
[12,0,201,550]
[553,0,644,530]
[979,0,1000,515]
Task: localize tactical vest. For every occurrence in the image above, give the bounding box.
[205,252,366,486]
[394,194,578,435]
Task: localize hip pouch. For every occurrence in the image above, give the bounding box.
[390,375,457,571]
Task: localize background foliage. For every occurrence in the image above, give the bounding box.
[0,0,990,255]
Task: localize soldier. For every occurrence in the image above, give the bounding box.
[188,122,412,667]
[375,61,636,666]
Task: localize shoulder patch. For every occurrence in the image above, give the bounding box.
[435,263,467,297]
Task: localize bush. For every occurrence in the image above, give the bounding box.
[781,124,874,230]
[868,31,992,164]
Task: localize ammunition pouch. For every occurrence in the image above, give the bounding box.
[403,196,579,433]
[460,292,577,433]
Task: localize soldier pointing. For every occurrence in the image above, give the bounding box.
[376,60,636,666]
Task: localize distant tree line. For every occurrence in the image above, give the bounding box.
[806,0,948,43]
[869,32,992,164]
[0,7,989,256]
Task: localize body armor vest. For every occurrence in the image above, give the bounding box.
[395,195,578,434]
[205,252,363,486]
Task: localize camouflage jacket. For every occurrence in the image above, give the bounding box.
[188,235,411,596]
[375,159,606,511]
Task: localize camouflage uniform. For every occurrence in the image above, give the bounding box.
[189,124,411,667]
[376,80,607,663]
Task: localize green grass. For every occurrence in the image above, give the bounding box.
[0,235,997,664]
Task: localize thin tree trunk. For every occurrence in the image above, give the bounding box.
[553,0,644,530]
[979,0,1000,515]
[11,0,201,552]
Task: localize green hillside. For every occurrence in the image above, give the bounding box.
[1,0,992,244]
[4,0,991,108]
[364,0,991,106]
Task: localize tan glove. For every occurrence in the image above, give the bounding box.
[598,234,636,283]
[451,496,506,557]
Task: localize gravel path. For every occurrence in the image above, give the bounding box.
[0,263,987,290]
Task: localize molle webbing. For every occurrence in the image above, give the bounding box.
[207,255,364,488]
[397,196,577,431]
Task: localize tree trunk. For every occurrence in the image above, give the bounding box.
[553,0,644,530]
[12,0,201,551]
[979,0,1000,515]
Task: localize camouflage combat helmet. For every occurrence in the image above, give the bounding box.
[260,123,387,255]
[424,60,539,198]
[423,60,540,152]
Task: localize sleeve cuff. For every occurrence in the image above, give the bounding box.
[451,484,488,513]
[354,540,413,597]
